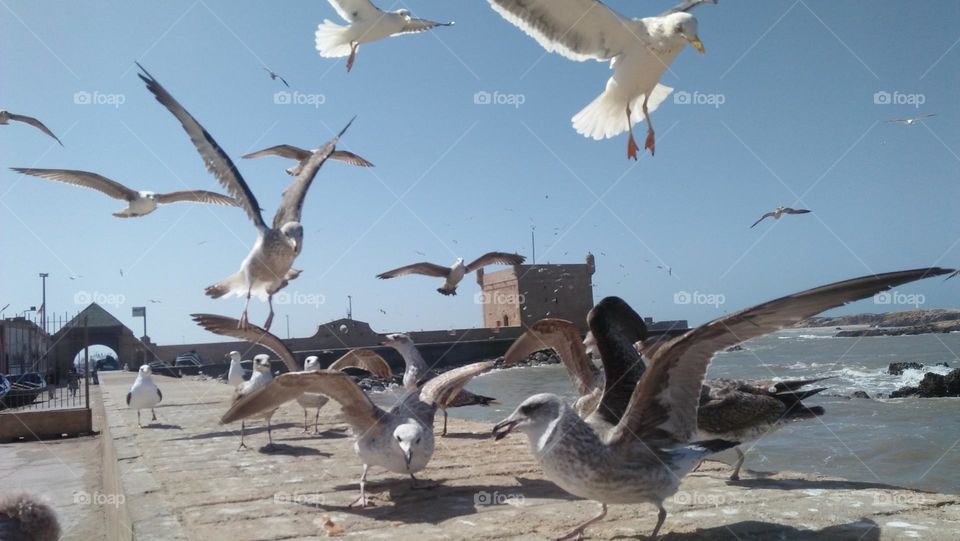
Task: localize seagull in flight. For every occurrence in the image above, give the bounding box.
[315,0,454,72]
[750,206,811,229]
[10,168,239,218]
[261,67,290,87]
[242,143,373,176]
[887,113,936,125]
[377,252,525,296]
[0,109,63,145]
[487,0,714,159]
[136,62,356,330]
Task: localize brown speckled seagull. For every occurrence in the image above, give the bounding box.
[495,268,952,540]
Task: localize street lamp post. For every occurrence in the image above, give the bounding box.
[39,273,48,333]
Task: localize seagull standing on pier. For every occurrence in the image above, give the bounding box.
[136,62,357,330]
[486,0,713,159]
[127,365,162,428]
[222,361,494,508]
[381,333,497,435]
[315,0,454,72]
[494,268,952,539]
[226,351,246,387]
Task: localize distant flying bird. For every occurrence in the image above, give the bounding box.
[750,206,811,229]
[0,109,63,145]
[377,252,525,296]
[10,168,239,218]
[487,0,713,160]
[887,113,936,125]
[242,143,373,175]
[315,0,454,72]
[261,67,290,87]
[149,299,162,304]
[136,62,355,330]
[119,269,124,277]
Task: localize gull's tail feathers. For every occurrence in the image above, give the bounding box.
[572,83,673,141]
[315,20,353,58]
[205,271,253,300]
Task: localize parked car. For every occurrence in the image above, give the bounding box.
[95,357,121,371]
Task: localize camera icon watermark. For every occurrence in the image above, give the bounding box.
[673,290,725,308]
[274,91,325,108]
[871,492,927,506]
[473,291,525,305]
[873,90,925,108]
[873,290,925,308]
[673,490,739,507]
[273,290,326,309]
[73,90,126,108]
[473,90,526,109]
[673,90,725,109]
[474,490,525,507]
[74,490,125,507]
[274,491,325,506]
[74,290,126,307]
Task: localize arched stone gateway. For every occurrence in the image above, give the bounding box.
[47,303,155,378]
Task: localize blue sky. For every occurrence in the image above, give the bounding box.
[2,0,958,346]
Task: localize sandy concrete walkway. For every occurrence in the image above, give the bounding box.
[0,387,106,540]
[97,372,959,540]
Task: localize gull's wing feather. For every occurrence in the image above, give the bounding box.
[328,349,393,379]
[241,144,312,162]
[155,190,239,206]
[8,113,63,145]
[191,314,300,372]
[137,63,267,230]
[399,18,453,35]
[697,390,785,435]
[504,319,598,396]
[611,267,954,446]
[222,370,387,433]
[465,252,526,273]
[11,168,138,201]
[782,208,811,215]
[331,150,374,167]
[420,361,495,408]
[750,212,775,229]
[660,0,717,16]
[487,0,637,62]
[272,117,355,229]
[587,297,649,426]
[328,0,381,22]
[377,262,450,279]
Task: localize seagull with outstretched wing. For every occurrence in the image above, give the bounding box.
[10,168,238,217]
[262,67,290,87]
[242,143,373,175]
[0,109,63,145]
[750,205,811,229]
[494,267,952,540]
[486,0,715,160]
[377,252,525,296]
[137,62,355,330]
[887,113,936,125]
[315,0,453,72]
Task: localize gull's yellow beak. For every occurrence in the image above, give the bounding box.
[689,37,705,54]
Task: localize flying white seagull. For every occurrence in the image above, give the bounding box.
[242,143,373,176]
[315,0,454,72]
[487,0,714,160]
[0,109,63,145]
[10,168,238,218]
[377,252,525,296]
[887,113,936,125]
[750,206,811,229]
[136,62,356,330]
[494,268,952,540]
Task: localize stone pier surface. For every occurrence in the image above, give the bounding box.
[97,372,959,540]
